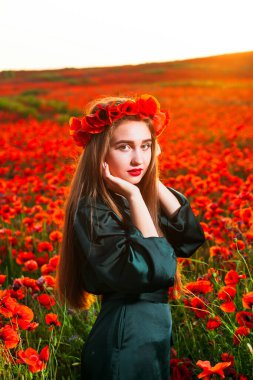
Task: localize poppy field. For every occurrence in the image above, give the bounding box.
[0,51,253,379]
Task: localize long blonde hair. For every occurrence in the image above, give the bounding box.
[55,96,182,310]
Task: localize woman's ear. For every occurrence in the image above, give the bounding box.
[156,142,161,157]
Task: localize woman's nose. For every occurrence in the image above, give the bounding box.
[130,149,143,165]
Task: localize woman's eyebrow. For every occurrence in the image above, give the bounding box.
[113,139,152,145]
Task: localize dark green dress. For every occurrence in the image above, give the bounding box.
[73,187,206,380]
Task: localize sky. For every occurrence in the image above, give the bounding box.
[0,0,252,71]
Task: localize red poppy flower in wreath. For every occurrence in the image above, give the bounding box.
[118,100,138,117]
[69,117,92,147]
[69,94,170,148]
[83,106,110,133]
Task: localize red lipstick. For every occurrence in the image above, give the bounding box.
[127,169,143,177]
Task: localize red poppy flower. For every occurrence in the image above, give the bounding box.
[41,263,54,275]
[210,246,231,260]
[36,253,49,267]
[16,251,37,265]
[9,287,25,301]
[236,311,253,329]
[18,321,39,331]
[0,295,18,318]
[83,110,108,133]
[119,100,138,116]
[17,345,49,373]
[45,313,61,330]
[242,291,253,309]
[152,110,170,136]
[0,275,7,285]
[37,275,55,289]
[221,353,234,366]
[11,303,34,328]
[69,117,92,147]
[23,259,38,272]
[37,241,53,253]
[191,297,209,319]
[224,270,246,286]
[185,280,213,295]
[49,255,59,268]
[138,98,157,118]
[37,294,55,310]
[233,326,250,345]
[220,301,236,313]
[218,286,237,302]
[49,230,63,242]
[107,103,125,123]
[12,277,40,293]
[170,357,194,379]
[196,360,231,379]
[206,315,222,330]
[0,324,20,349]
[231,239,245,250]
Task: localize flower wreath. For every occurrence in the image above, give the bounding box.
[69,94,170,148]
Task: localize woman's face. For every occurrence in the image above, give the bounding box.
[105,120,153,184]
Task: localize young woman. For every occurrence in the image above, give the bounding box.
[56,94,206,380]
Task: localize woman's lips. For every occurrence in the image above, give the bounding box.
[127,169,143,177]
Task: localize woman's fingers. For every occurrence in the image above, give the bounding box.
[102,162,118,189]
[102,162,139,198]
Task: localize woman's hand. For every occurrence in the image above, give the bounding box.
[102,162,140,199]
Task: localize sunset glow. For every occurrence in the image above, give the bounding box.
[0,0,252,70]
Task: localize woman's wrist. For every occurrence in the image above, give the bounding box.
[128,190,159,237]
[157,180,182,218]
[126,187,141,201]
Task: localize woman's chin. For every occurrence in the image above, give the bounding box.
[126,176,142,184]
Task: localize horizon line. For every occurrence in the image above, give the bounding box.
[1,49,253,73]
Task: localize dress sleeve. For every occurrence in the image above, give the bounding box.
[159,187,206,258]
[73,198,177,294]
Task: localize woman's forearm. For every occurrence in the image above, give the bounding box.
[158,181,181,218]
[127,191,159,238]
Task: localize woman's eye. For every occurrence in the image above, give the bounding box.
[119,145,131,151]
[142,143,152,150]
